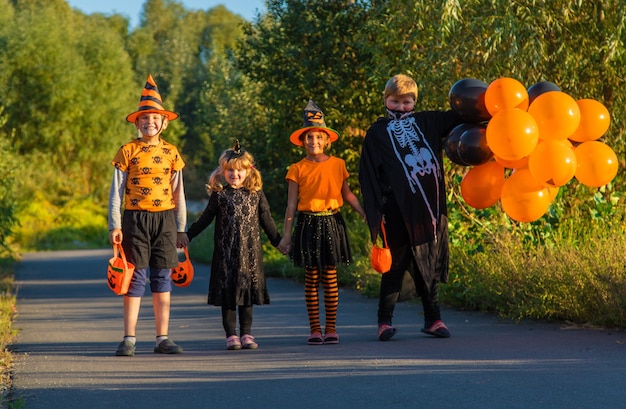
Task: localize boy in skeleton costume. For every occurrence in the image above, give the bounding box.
[359,74,462,340]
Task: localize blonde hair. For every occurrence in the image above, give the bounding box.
[384,74,418,102]
[299,129,332,151]
[207,149,262,193]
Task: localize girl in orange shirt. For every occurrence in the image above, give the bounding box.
[278,100,365,345]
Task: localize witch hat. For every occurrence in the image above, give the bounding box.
[126,74,179,123]
[289,99,339,146]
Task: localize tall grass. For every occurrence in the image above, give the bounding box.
[0,259,17,408]
[443,187,626,328]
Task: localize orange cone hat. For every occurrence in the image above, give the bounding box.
[126,75,179,123]
[289,99,339,146]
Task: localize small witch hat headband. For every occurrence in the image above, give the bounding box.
[126,75,179,123]
[225,139,245,161]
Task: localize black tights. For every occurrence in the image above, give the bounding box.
[221,305,253,337]
[378,269,441,326]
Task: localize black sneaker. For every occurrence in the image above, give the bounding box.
[154,338,183,354]
[115,340,135,356]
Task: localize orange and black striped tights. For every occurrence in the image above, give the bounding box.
[305,267,338,335]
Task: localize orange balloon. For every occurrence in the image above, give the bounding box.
[494,155,529,169]
[574,141,619,187]
[460,161,506,209]
[500,169,551,222]
[568,99,611,143]
[547,186,560,202]
[528,139,577,187]
[486,108,539,161]
[484,77,529,116]
[528,91,581,140]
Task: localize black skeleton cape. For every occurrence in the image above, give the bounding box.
[359,110,461,285]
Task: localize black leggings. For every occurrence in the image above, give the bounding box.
[378,265,441,326]
[378,197,442,326]
[221,305,253,337]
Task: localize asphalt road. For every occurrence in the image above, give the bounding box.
[11,249,626,409]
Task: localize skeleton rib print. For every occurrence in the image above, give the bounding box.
[386,116,440,237]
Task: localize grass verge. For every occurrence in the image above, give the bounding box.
[0,258,18,408]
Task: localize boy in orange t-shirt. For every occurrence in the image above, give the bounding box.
[108,75,188,357]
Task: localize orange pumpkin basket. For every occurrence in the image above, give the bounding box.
[171,247,194,287]
[107,243,135,295]
[370,222,392,274]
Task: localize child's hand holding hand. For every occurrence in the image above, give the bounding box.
[177,232,190,248]
[277,237,291,255]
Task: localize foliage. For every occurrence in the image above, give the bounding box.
[445,210,626,327]
[0,259,17,408]
[0,0,136,206]
[11,194,109,252]
[0,109,19,257]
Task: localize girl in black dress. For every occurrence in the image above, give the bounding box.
[185,141,281,350]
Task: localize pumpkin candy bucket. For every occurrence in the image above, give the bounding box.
[171,246,194,287]
[370,222,392,274]
[107,243,135,295]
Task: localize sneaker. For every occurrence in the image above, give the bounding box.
[421,320,451,338]
[307,332,323,345]
[241,334,258,349]
[226,335,242,350]
[377,323,397,341]
[115,339,135,356]
[153,338,183,354]
[323,333,339,344]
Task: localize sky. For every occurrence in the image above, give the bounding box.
[66,0,266,26]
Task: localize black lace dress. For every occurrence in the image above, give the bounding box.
[187,186,281,307]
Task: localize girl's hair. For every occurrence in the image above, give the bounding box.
[299,129,332,151]
[207,148,262,193]
[384,74,418,101]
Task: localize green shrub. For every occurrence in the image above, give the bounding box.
[444,200,626,328]
[12,194,109,251]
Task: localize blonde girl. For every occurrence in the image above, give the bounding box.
[184,140,282,350]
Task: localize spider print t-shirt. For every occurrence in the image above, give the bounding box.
[112,139,185,212]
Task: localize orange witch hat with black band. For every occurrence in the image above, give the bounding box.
[289,99,339,146]
[126,74,179,123]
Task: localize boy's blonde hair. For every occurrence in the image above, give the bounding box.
[384,74,418,102]
[207,149,262,193]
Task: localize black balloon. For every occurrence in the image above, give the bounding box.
[445,123,473,166]
[449,78,491,123]
[527,81,561,105]
[457,124,493,166]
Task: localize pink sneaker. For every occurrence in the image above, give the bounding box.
[377,323,397,341]
[240,334,258,349]
[421,320,450,338]
[226,335,241,350]
[307,332,323,345]
[323,333,339,344]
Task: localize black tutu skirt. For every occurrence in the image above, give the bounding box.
[290,211,352,270]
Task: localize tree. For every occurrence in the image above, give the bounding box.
[236,0,375,207]
[0,0,135,204]
[0,107,19,256]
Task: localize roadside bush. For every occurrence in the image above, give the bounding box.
[0,260,16,408]
[11,194,109,251]
[444,190,626,328]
